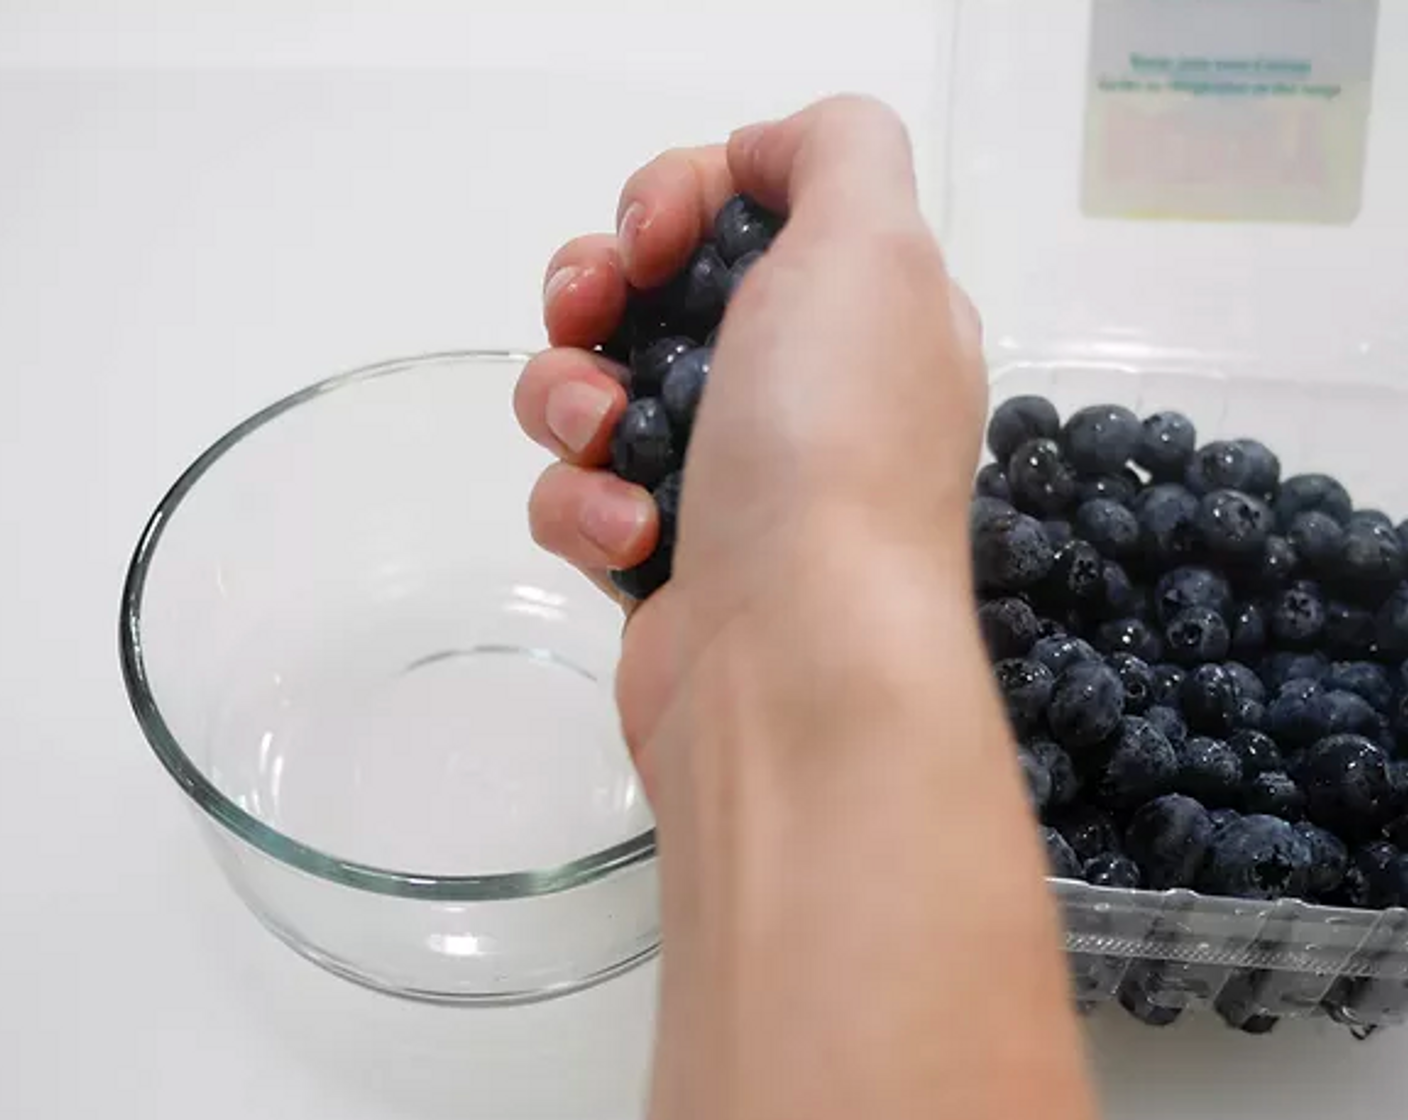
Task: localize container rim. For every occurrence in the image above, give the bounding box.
[119,349,658,901]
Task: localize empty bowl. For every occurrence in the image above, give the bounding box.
[121,351,659,1002]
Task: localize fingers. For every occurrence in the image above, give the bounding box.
[529,461,659,573]
[514,348,628,464]
[614,144,735,289]
[726,95,919,233]
[543,234,628,348]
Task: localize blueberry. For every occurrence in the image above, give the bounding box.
[1181,663,1241,734]
[1029,738,1082,808]
[1241,770,1307,821]
[628,336,695,398]
[1043,520,1075,549]
[1275,474,1353,529]
[1154,566,1233,626]
[1076,471,1142,507]
[1186,441,1257,496]
[975,462,1012,501]
[987,396,1061,462]
[1144,704,1189,749]
[1054,804,1121,862]
[1233,696,1266,732]
[1042,539,1105,604]
[1268,581,1327,648]
[1227,729,1283,776]
[1234,439,1281,497]
[712,194,781,264]
[1287,511,1345,577]
[1265,678,1325,750]
[1126,794,1215,890]
[1250,534,1300,591]
[1175,736,1243,808]
[1048,662,1126,751]
[1074,498,1140,561]
[1309,689,1384,741]
[660,345,711,437]
[993,658,1056,735]
[1137,484,1201,568]
[972,508,1056,593]
[1093,560,1141,620]
[610,397,678,488]
[1165,606,1231,667]
[1325,662,1394,712]
[1197,489,1274,558]
[1136,411,1197,481]
[1017,748,1053,812]
[1260,651,1329,690]
[1030,634,1101,675]
[1223,661,1266,705]
[1337,520,1407,590]
[1007,438,1078,517]
[609,471,682,598]
[1095,617,1164,662]
[1209,807,1242,834]
[971,496,1017,533]
[1323,599,1377,658]
[654,243,730,334]
[1292,821,1349,898]
[1297,734,1394,840]
[726,249,762,297]
[1150,664,1187,707]
[977,597,1041,660]
[1229,601,1267,659]
[1042,825,1084,878]
[1061,404,1141,474]
[1097,716,1180,810]
[1108,653,1155,714]
[1329,841,1398,908]
[1351,509,1395,532]
[1374,584,1408,658]
[1084,852,1143,889]
[1198,814,1313,900]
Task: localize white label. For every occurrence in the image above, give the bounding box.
[1083,0,1378,223]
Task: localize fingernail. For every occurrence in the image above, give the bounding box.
[580,489,653,558]
[617,201,646,268]
[543,264,581,307]
[545,380,614,456]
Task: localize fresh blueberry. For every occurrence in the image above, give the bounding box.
[971,495,1017,533]
[1265,678,1326,750]
[1198,814,1313,900]
[1030,634,1101,675]
[1165,606,1231,666]
[1323,599,1377,658]
[1292,821,1349,898]
[1198,489,1275,558]
[1250,534,1300,591]
[1351,509,1395,532]
[1042,539,1105,604]
[987,396,1061,462]
[1229,601,1268,659]
[1287,511,1345,577]
[972,507,1056,593]
[1223,661,1266,705]
[1108,653,1155,714]
[1084,852,1143,889]
[1325,662,1393,712]
[653,243,730,334]
[1076,471,1142,507]
[1330,841,1400,908]
[993,658,1056,735]
[1235,439,1281,497]
[1008,438,1079,517]
[610,397,678,488]
[660,345,711,437]
[1094,618,1164,662]
[1260,651,1329,690]
[1232,696,1266,732]
[1048,662,1126,751]
[1144,704,1189,749]
[1097,716,1180,810]
[975,462,1012,501]
[1181,663,1241,734]
[1185,441,1258,496]
[1374,584,1408,658]
[1296,733,1394,841]
[1074,498,1141,561]
[1227,729,1283,776]
[1337,520,1407,591]
[1136,411,1197,481]
[1137,484,1201,568]
[610,470,682,598]
[1150,664,1187,707]
[1125,793,1215,890]
[1268,580,1327,648]
[978,597,1041,660]
[1241,770,1307,821]
[1154,566,1233,626]
[1309,689,1385,741]
[1061,404,1141,474]
[1176,736,1243,808]
[1275,474,1353,529]
[1029,738,1083,808]
[712,194,781,264]
[1093,560,1142,620]
[1054,804,1121,862]
[628,336,695,398]
[1018,748,1053,812]
[1042,825,1084,878]
[1044,520,1076,549]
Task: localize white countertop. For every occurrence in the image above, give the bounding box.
[2,3,1406,1117]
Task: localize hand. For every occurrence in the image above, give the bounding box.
[516,95,986,793]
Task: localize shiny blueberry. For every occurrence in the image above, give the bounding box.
[1075,498,1141,560]
[1323,599,1376,658]
[1181,663,1241,734]
[1197,489,1274,558]
[1008,438,1079,517]
[1076,470,1142,507]
[1029,738,1083,808]
[1165,605,1231,667]
[1228,729,1283,776]
[1125,793,1215,890]
[628,336,695,398]
[1287,511,1345,577]
[1136,484,1201,568]
[1199,814,1313,900]
[1054,804,1121,862]
[1030,634,1101,675]
[1241,770,1306,821]
[975,462,1012,501]
[1293,821,1349,898]
[994,658,1056,735]
[1228,601,1268,660]
[1097,716,1179,810]
[1176,736,1243,808]
[1324,661,1393,712]
[1108,653,1155,713]
[1084,852,1143,889]
[1186,441,1257,496]
[1150,663,1187,707]
[1295,733,1393,841]
[1048,662,1126,751]
[611,397,678,488]
[1144,704,1189,749]
[977,597,1041,660]
[987,396,1061,462]
[972,507,1056,593]
[1061,404,1141,474]
[712,194,781,264]
[1136,411,1197,481]
[1154,566,1233,626]
[1268,580,1327,648]
[1275,473,1352,529]
[1095,618,1164,663]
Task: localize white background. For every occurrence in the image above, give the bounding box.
[2,2,1406,1117]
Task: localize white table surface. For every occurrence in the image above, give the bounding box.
[2,3,1406,1117]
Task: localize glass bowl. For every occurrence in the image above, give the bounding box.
[120,351,659,1003]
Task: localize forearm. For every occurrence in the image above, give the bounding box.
[647,537,1098,1120]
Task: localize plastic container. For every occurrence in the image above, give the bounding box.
[943,1,1408,1030]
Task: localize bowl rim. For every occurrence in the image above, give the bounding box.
[119,349,658,901]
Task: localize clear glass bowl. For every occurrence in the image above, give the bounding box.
[120,351,659,1003]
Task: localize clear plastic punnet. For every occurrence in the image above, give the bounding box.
[939,1,1408,1030]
